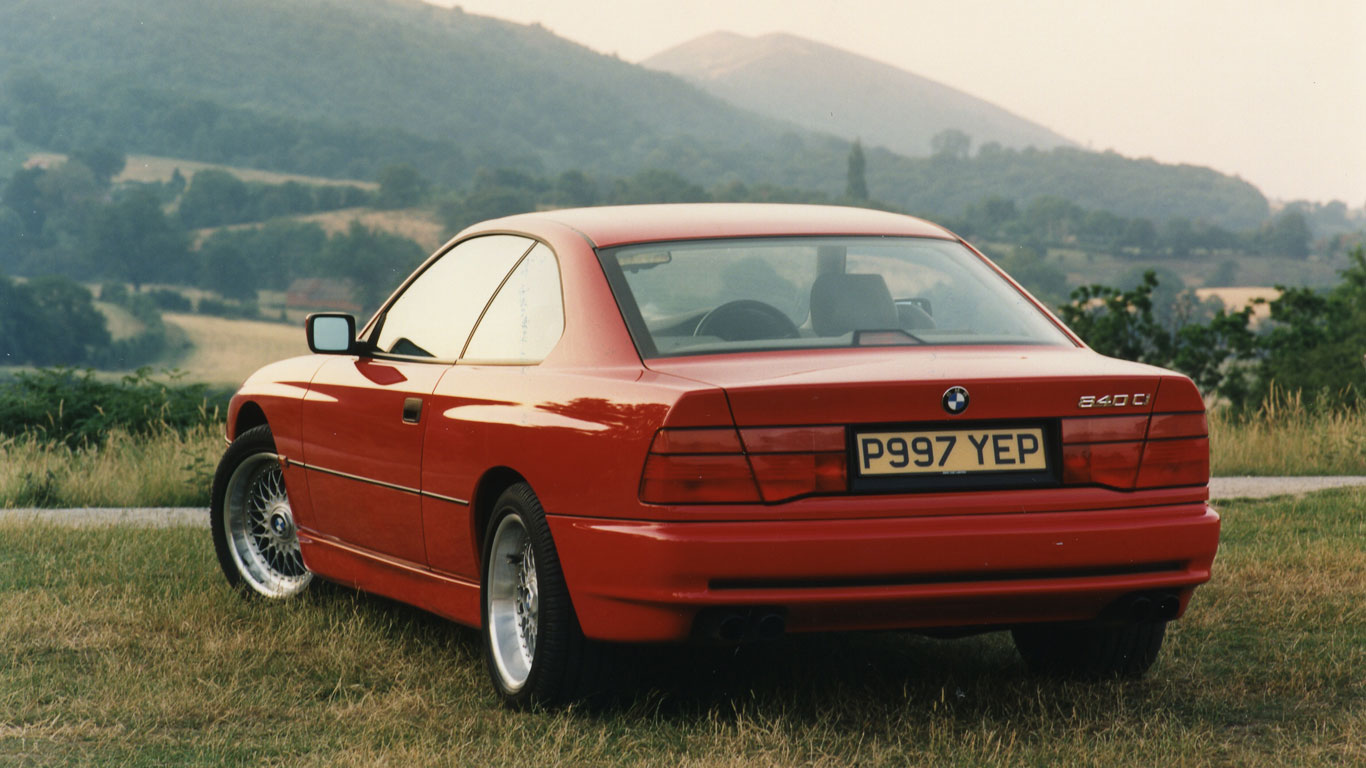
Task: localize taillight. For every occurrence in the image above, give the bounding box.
[1136,412,1208,488]
[740,426,847,502]
[640,428,759,503]
[639,426,847,504]
[1062,410,1208,490]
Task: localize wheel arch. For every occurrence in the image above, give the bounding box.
[230,400,269,441]
[470,466,530,569]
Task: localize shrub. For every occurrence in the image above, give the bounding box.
[0,368,229,448]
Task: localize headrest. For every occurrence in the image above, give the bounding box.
[810,273,897,336]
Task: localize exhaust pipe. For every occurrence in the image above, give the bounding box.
[1156,594,1181,620]
[717,614,747,643]
[755,611,786,640]
[694,607,788,643]
[1129,596,1154,622]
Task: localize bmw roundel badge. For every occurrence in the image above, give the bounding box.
[942,386,969,415]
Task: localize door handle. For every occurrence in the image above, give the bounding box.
[402,397,423,424]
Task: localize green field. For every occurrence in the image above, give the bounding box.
[2,489,1362,766]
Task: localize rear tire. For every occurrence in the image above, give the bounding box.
[1012,621,1167,678]
[481,482,601,708]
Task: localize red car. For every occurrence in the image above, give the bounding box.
[211,203,1219,707]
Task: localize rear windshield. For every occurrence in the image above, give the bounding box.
[598,236,1075,358]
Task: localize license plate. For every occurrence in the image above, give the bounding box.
[855,427,1048,476]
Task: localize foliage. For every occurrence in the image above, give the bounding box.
[983,245,1069,306]
[195,296,260,319]
[1059,247,1366,410]
[1255,247,1366,408]
[0,0,1270,229]
[96,286,174,369]
[0,368,228,448]
[176,169,371,229]
[317,221,426,314]
[375,163,429,209]
[0,272,111,366]
[845,139,867,200]
[91,185,191,288]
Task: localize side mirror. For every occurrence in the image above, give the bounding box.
[306,312,356,354]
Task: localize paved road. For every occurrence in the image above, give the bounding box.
[4,477,1365,527]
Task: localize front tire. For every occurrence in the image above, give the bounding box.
[482,483,599,708]
[210,424,313,598]
[1012,621,1167,678]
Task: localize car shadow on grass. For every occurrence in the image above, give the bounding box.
[303,579,1152,723]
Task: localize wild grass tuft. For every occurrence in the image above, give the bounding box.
[1210,386,1366,476]
[0,425,222,508]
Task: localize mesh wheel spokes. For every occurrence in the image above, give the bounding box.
[488,513,536,691]
[224,452,312,597]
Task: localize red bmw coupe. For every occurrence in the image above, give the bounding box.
[210,203,1219,707]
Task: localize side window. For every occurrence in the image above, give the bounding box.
[462,244,564,363]
[374,235,534,360]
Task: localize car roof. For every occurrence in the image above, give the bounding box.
[465,203,959,249]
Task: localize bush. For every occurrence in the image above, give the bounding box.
[196,297,259,319]
[0,368,229,448]
[146,288,193,312]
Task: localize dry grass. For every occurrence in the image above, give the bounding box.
[1193,286,1280,323]
[1209,392,1366,476]
[160,312,308,388]
[288,207,447,251]
[192,206,447,252]
[1,490,1362,766]
[26,152,377,189]
[0,426,222,508]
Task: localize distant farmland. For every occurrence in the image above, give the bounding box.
[162,313,307,387]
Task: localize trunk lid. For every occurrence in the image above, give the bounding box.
[646,346,1169,426]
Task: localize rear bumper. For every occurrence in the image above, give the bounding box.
[548,502,1220,642]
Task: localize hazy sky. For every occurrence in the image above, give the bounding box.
[427,0,1365,205]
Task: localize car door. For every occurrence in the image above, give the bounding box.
[421,242,566,578]
[300,234,537,565]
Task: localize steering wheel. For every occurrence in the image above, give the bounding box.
[693,300,801,342]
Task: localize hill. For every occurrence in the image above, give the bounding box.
[0,0,1268,229]
[645,32,1074,157]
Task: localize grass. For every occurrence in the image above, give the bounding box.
[1,489,1363,766]
[0,426,222,508]
[1209,396,1366,476]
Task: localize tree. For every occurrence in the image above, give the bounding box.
[177,169,249,228]
[846,139,868,201]
[1255,246,1366,407]
[553,170,597,208]
[930,129,972,160]
[320,222,425,313]
[25,275,111,362]
[0,271,110,366]
[1257,210,1311,259]
[375,163,429,209]
[70,145,127,186]
[200,237,258,302]
[91,187,190,289]
[610,169,708,205]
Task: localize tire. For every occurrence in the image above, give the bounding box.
[210,424,314,598]
[1012,621,1167,679]
[481,482,600,708]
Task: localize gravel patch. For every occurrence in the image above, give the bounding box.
[1208,476,1366,500]
[2,478,1364,526]
[0,507,209,527]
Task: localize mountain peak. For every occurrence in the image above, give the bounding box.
[644,31,1073,156]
